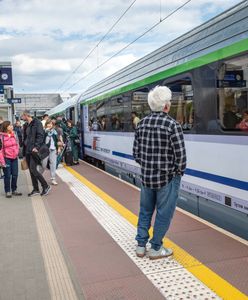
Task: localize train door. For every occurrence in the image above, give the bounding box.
[69,107,75,123]
[79,103,88,159]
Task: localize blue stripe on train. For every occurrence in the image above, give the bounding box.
[84,144,92,149]
[184,169,248,191]
[112,151,134,160]
[111,150,248,191]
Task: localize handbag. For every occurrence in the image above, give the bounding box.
[37,144,50,160]
[21,159,29,170]
[31,144,49,165]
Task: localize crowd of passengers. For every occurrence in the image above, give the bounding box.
[0,113,80,198]
[223,106,248,130]
[89,112,141,131]
[88,107,248,132]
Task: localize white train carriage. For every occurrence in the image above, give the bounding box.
[77,1,248,239]
[49,2,248,238]
[47,94,81,124]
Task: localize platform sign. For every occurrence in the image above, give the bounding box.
[0,67,13,85]
[0,85,4,94]
[217,80,246,88]
[7,98,21,104]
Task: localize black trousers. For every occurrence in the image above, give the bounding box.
[26,153,48,191]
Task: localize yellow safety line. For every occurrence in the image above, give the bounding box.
[65,166,248,300]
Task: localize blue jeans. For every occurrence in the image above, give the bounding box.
[136,175,181,250]
[3,158,19,193]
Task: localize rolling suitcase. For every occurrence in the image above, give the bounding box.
[65,150,73,166]
[64,137,73,166]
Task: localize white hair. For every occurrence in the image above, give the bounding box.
[148,86,172,112]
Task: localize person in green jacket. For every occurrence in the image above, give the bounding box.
[67,120,79,165]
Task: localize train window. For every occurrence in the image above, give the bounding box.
[96,100,107,131]
[88,103,97,130]
[131,88,150,130]
[106,95,126,131]
[218,54,248,133]
[88,100,109,131]
[165,77,194,130]
[88,94,131,132]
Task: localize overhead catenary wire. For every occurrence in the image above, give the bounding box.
[56,0,137,92]
[63,0,192,92]
[160,0,162,22]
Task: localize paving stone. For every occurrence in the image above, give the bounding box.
[0,173,51,300]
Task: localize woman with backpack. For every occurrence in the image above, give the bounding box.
[0,121,22,198]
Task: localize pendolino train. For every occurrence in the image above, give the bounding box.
[47,1,248,240]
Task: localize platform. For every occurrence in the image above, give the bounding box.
[0,161,247,300]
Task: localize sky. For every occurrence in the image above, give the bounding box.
[0,0,243,95]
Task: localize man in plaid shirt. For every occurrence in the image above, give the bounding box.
[133,85,186,259]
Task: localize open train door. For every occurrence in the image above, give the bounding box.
[79,103,88,159]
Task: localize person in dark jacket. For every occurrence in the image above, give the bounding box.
[223,105,242,129]
[56,116,68,141]
[14,120,23,158]
[22,121,28,157]
[21,111,50,197]
[14,120,23,146]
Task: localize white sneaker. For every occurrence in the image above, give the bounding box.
[51,180,58,185]
[136,245,146,258]
[148,246,173,260]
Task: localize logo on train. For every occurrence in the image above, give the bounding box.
[92,136,110,154]
[92,136,100,150]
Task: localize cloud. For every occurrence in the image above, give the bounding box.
[13,54,71,74]
[0,0,243,92]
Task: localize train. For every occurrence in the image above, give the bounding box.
[47,93,80,125]
[47,1,248,240]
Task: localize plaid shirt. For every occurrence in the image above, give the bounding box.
[133,112,187,189]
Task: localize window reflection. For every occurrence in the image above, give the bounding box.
[218,54,248,132]
[131,88,150,129]
[166,78,194,130]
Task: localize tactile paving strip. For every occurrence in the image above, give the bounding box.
[58,168,221,300]
[28,175,79,300]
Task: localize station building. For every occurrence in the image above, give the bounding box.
[0,62,14,122]
[14,93,64,119]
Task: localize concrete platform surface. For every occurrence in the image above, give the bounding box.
[0,162,247,300]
